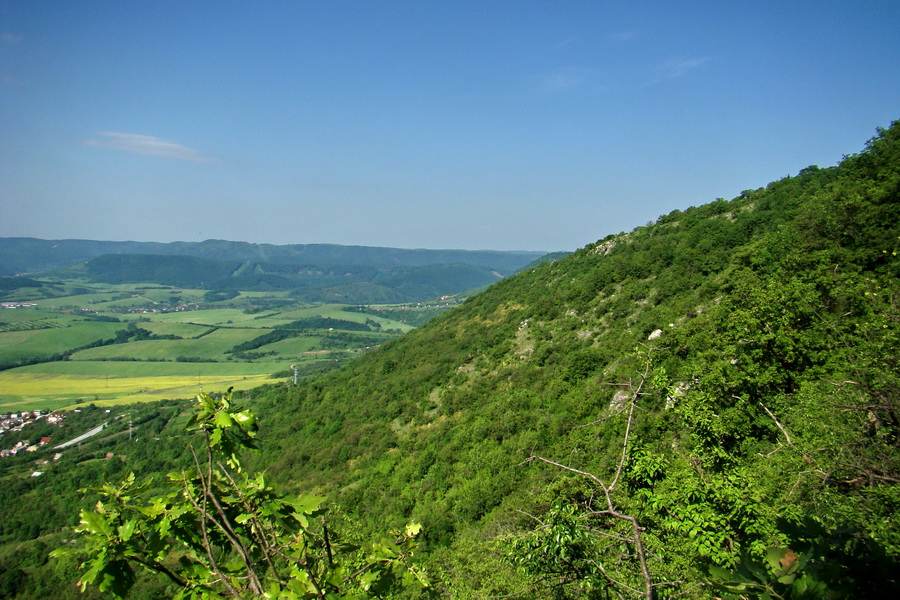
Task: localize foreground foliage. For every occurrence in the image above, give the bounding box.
[53,390,429,599]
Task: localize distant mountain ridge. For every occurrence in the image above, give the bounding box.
[49,253,517,303]
[0,238,549,277]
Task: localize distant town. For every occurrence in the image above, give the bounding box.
[1,302,38,309]
[0,409,67,457]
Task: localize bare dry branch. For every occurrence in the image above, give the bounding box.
[757,400,817,466]
[519,348,662,599]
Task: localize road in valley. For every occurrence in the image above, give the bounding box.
[53,422,108,449]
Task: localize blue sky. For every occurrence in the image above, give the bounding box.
[2,1,898,251]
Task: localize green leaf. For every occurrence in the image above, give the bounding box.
[709,565,737,581]
[118,519,137,542]
[208,427,223,447]
[139,498,168,518]
[282,495,325,514]
[233,410,255,426]
[214,410,233,429]
[744,558,767,583]
[766,547,787,570]
[79,510,114,537]
[102,558,137,597]
[80,557,106,588]
[196,393,215,412]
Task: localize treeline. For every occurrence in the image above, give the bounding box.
[227,317,376,355]
[0,237,545,278]
[0,276,44,290]
[48,255,532,304]
[275,316,374,331]
[347,304,457,327]
[0,324,180,371]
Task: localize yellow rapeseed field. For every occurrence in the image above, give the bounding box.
[0,372,279,411]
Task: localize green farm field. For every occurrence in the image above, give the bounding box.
[148,308,267,326]
[0,321,123,363]
[261,335,328,355]
[135,320,211,337]
[0,284,450,411]
[9,359,282,376]
[69,328,264,361]
[0,312,73,333]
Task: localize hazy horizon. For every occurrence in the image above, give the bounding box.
[0,234,557,254]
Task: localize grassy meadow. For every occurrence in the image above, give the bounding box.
[0,281,446,411]
[0,321,123,363]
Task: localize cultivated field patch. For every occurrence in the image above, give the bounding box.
[0,281,455,411]
[0,322,123,363]
[0,368,280,411]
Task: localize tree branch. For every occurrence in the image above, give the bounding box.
[187,444,242,597]
[199,439,264,595]
[520,349,660,599]
[756,400,815,465]
[612,353,653,492]
[524,455,615,511]
[218,462,283,583]
[129,554,190,589]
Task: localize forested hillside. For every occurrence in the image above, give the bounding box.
[0,239,546,278]
[244,123,900,598]
[0,241,549,304]
[46,253,511,303]
[4,123,898,599]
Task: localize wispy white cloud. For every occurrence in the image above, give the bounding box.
[83,132,215,162]
[609,31,635,42]
[2,34,25,86]
[659,56,710,79]
[539,66,593,95]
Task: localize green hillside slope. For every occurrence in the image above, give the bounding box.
[243,123,900,598]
